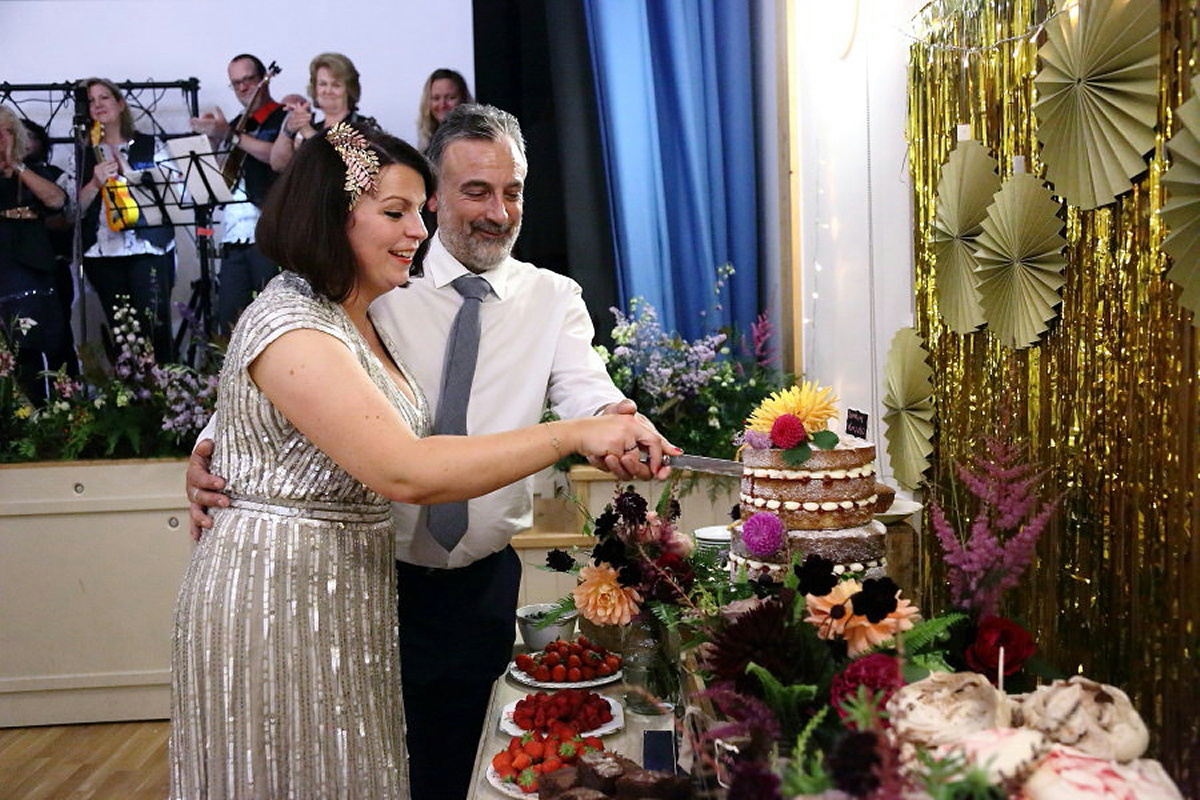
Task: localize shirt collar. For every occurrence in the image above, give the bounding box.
[426,232,511,300]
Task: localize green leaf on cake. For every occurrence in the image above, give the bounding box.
[810,430,839,449]
[782,442,812,466]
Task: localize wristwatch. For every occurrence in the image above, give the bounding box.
[14,163,26,175]
[230,132,242,148]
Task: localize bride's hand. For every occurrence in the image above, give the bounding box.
[569,415,678,479]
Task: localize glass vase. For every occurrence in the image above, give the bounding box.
[621,611,682,715]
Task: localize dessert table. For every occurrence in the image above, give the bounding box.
[468,669,676,799]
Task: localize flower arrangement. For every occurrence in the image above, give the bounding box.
[1,299,220,462]
[743,381,841,465]
[596,266,787,459]
[549,483,738,631]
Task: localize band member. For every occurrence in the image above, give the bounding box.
[79,78,177,363]
[191,54,286,335]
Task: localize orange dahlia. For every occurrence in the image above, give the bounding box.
[574,563,642,626]
[844,595,921,656]
[804,579,861,640]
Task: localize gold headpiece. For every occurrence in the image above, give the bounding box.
[326,122,380,209]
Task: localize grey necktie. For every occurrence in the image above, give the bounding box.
[427,274,492,551]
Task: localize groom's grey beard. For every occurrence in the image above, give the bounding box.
[440,218,522,272]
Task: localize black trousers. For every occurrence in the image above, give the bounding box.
[397,547,522,800]
[83,251,175,364]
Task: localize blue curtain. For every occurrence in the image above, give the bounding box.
[584,0,759,340]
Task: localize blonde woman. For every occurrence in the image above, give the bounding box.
[0,106,74,400]
[271,52,379,171]
[415,68,472,150]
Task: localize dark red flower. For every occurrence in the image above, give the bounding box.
[829,653,904,728]
[965,615,1036,683]
[769,413,807,449]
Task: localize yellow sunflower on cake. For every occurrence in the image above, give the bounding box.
[746,381,839,435]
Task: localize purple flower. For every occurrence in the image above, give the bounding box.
[741,512,785,558]
[744,430,772,449]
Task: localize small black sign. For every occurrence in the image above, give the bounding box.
[846,408,868,439]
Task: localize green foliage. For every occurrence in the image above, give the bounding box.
[745,661,819,744]
[779,707,833,795]
[1,303,221,463]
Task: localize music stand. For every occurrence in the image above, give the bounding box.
[161,134,240,363]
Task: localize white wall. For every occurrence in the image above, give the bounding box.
[0,0,473,346]
[791,0,922,482]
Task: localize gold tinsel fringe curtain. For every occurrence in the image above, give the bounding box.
[907,0,1198,792]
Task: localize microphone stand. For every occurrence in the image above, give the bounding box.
[70,86,89,352]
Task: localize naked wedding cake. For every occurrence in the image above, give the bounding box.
[728,382,893,581]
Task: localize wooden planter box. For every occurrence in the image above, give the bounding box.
[0,459,192,727]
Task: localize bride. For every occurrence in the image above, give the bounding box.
[169,123,674,799]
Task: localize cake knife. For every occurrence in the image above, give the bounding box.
[638,452,744,477]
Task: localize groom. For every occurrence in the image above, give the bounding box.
[187,104,666,800]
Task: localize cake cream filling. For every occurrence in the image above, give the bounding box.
[729,553,887,575]
[741,494,879,511]
[744,462,876,480]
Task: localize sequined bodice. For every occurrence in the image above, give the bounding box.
[211,271,430,506]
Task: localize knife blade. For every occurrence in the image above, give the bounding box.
[639,452,744,477]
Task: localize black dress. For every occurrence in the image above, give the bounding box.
[0,165,76,401]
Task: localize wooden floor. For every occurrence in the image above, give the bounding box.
[0,721,169,800]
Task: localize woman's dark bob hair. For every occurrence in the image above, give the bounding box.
[256,125,435,302]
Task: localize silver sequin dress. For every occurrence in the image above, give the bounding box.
[170,272,429,799]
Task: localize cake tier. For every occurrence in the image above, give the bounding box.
[728,519,888,585]
[789,520,887,565]
[728,551,887,583]
[739,439,878,530]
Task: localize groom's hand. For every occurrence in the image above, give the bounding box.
[588,399,670,481]
[186,438,230,541]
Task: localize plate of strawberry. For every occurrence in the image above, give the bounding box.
[499,688,624,738]
[508,636,623,689]
[487,731,605,796]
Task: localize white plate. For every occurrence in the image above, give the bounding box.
[498,694,625,737]
[507,662,622,690]
[876,498,922,525]
[486,765,530,798]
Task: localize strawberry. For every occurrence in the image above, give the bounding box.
[577,634,591,648]
[492,750,513,772]
[583,736,603,752]
[522,738,545,760]
[596,663,613,677]
[567,654,582,668]
[541,754,564,774]
[543,651,561,667]
[515,653,536,673]
[581,666,597,681]
[603,655,621,671]
[511,751,532,771]
[558,737,582,757]
[551,664,567,682]
[516,767,539,793]
[567,667,582,683]
[532,666,552,682]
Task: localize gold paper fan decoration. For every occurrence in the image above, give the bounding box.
[882,327,935,491]
[973,173,1068,349]
[1162,75,1200,323]
[1032,0,1159,210]
[932,139,1002,333]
